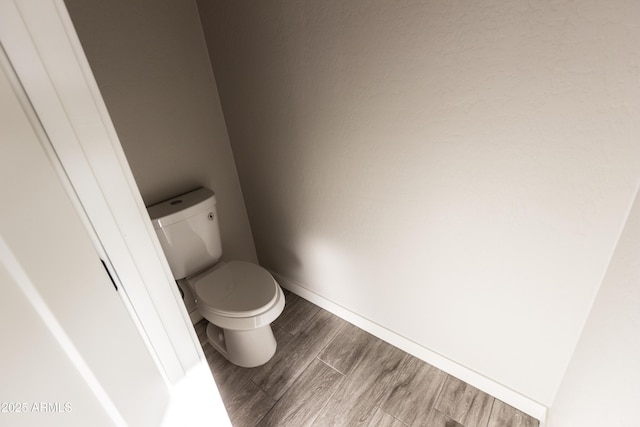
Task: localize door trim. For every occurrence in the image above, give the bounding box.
[0,0,202,385]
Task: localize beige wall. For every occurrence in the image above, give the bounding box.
[198,0,640,406]
[65,0,257,263]
[549,187,640,425]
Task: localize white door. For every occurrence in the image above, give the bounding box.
[0,53,169,426]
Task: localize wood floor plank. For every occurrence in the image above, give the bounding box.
[201,340,235,376]
[202,294,531,427]
[252,309,346,400]
[487,400,539,427]
[435,376,494,427]
[273,291,321,335]
[314,337,407,426]
[193,319,208,346]
[257,359,344,426]
[380,354,447,426]
[318,321,373,375]
[224,379,276,427]
[202,327,292,400]
[200,342,258,403]
[420,409,465,427]
[369,407,409,427]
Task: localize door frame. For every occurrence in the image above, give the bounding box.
[0,0,201,386]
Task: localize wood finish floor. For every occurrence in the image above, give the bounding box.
[194,291,539,427]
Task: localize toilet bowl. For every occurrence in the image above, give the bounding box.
[147,186,286,367]
[190,261,285,367]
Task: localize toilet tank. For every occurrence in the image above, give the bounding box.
[147,187,222,279]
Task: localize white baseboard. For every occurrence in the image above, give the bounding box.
[272,272,548,424]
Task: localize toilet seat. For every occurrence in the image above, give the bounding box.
[191,261,280,318]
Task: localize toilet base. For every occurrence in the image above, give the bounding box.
[206,322,277,368]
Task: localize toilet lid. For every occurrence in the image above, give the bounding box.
[191,261,279,317]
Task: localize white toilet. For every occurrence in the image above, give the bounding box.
[147,187,285,368]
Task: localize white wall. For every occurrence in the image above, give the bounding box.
[198,0,640,406]
[548,186,640,425]
[64,0,257,263]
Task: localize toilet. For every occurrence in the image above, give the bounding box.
[147,187,285,367]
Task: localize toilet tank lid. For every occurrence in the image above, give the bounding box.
[147,187,216,229]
